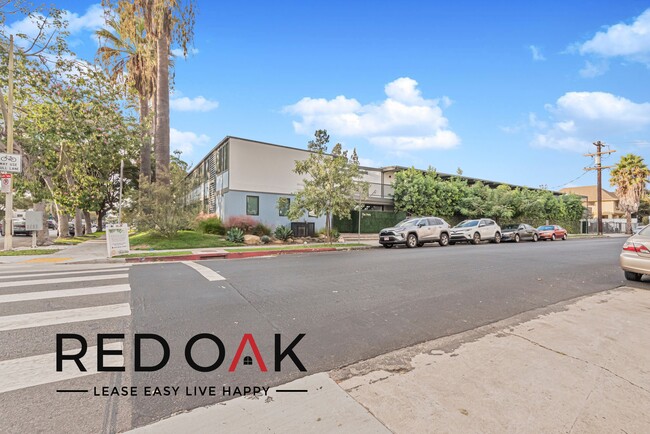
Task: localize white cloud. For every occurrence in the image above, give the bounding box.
[530,91,650,151]
[170,128,211,157]
[574,8,650,66]
[579,60,609,78]
[5,3,105,44]
[284,77,460,151]
[170,96,219,112]
[171,47,199,57]
[529,45,546,61]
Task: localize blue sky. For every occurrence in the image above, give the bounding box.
[6,1,650,190]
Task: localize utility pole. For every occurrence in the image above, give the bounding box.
[584,141,615,235]
[3,35,14,251]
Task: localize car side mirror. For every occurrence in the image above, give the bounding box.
[418,223,425,227]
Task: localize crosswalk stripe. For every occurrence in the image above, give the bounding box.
[0,342,123,394]
[0,273,129,288]
[0,265,129,276]
[0,284,131,304]
[0,268,129,280]
[182,261,226,281]
[0,303,131,332]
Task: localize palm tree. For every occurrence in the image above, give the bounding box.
[610,154,650,234]
[96,14,156,181]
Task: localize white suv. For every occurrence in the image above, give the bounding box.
[450,219,502,245]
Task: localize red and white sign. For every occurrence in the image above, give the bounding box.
[0,173,10,194]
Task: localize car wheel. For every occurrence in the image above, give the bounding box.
[471,232,481,245]
[533,233,538,242]
[416,242,424,247]
[551,234,556,241]
[562,233,567,240]
[406,233,418,248]
[493,232,501,244]
[514,234,520,243]
[439,232,449,247]
[383,243,394,249]
[624,271,643,281]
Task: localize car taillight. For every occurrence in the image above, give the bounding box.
[623,242,650,253]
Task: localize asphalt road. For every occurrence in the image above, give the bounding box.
[1,237,648,432]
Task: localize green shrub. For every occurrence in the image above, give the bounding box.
[318,227,340,240]
[226,227,245,243]
[197,216,225,235]
[274,225,293,241]
[252,223,272,237]
[260,235,271,244]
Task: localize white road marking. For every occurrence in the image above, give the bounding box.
[0,268,129,280]
[0,303,131,332]
[0,343,123,394]
[0,284,131,304]
[0,265,130,276]
[0,274,128,288]
[182,261,226,281]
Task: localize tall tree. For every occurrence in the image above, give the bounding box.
[610,154,650,234]
[121,0,195,184]
[287,130,368,241]
[97,11,156,181]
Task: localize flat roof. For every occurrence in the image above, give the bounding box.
[188,136,562,194]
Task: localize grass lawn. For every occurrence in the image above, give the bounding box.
[130,231,241,250]
[53,231,106,245]
[225,243,367,252]
[115,251,193,258]
[0,249,57,256]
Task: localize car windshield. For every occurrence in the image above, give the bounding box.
[455,220,478,228]
[538,225,554,230]
[503,224,518,230]
[396,219,420,228]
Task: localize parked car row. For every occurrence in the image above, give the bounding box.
[379,217,568,249]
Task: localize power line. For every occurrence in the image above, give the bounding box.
[551,168,593,189]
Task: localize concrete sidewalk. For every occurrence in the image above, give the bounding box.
[129,286,650,433]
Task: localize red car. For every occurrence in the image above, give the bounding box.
[537,225,567,241]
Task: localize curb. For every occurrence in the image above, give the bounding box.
[123,246,371,263]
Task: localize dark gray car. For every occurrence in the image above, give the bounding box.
[379,217,451,248]
[501,223,539,242]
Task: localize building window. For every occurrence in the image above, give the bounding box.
[278,197,290,216]
[246,196,259,216]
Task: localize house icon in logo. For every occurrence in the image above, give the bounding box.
[243,356,253,366]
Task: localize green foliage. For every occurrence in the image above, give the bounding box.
[260,235,271,244]
[392,168,586,231]
[129,160,195,237]
[196,215,225,235]
[287,130,369,240]
[610,154,650,232]
[226,227,245,243]
[274,225,293,241]
[318,226,340,240]
[252,223,272,237]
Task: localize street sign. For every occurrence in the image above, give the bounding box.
[106,224,130,257]
[0,153,22,173]
[1,174,10,193]
[25,210,44,231]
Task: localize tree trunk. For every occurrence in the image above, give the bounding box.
[34,201,50,246]
[97,210,104,232]
[84,210,93,235]
[74,209,83,237]
[58,213,69,238]
[626,210,633,235]
[139,95,152,181]
[154,31,171,184]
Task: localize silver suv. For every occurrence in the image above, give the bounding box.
[450,219,502,245]
[379,217,451,249]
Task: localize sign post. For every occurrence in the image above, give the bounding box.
[25,210,43,249]
[106,224,130,258]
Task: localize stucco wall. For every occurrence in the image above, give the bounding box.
[224,190,326,230]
